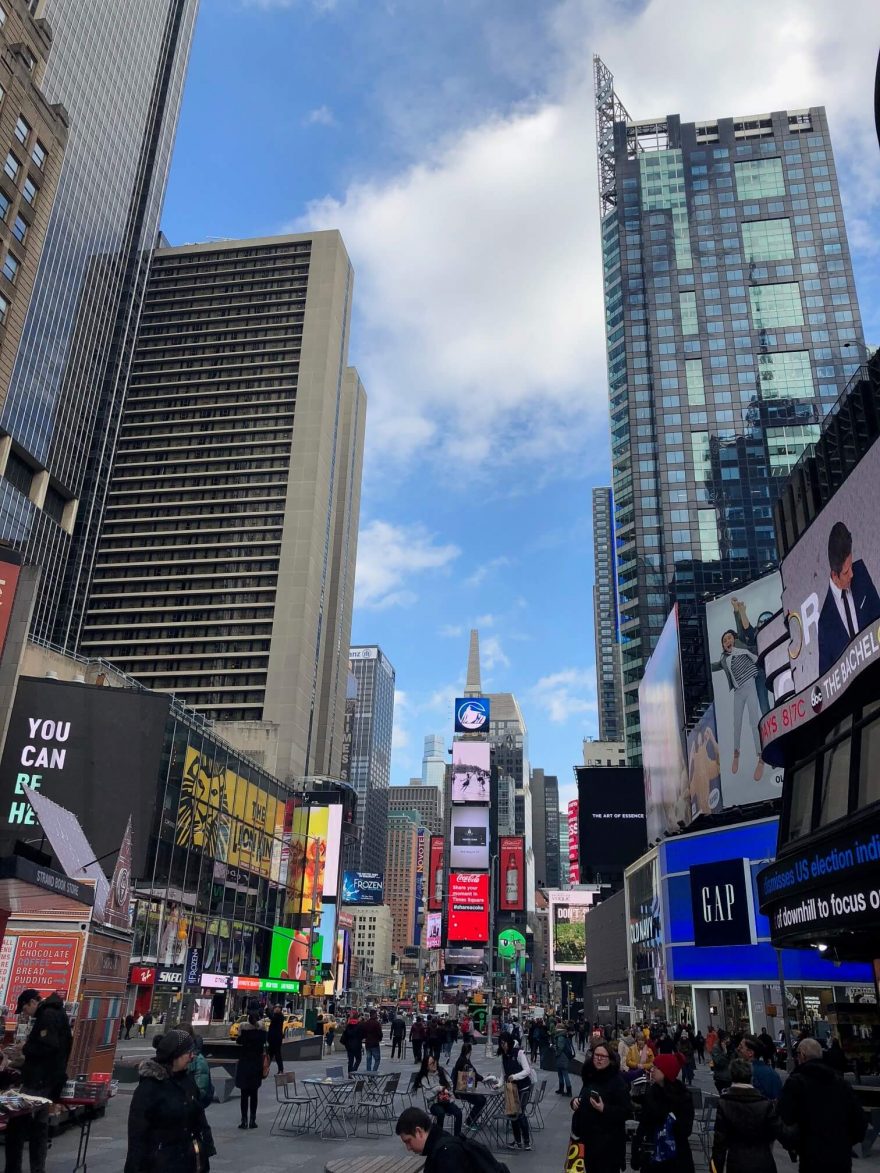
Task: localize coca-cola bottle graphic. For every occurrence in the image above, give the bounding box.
[505,852,519,904]
[434,865,443,904]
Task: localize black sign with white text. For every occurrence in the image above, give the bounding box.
[689,857,753,947]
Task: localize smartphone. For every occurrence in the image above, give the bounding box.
[590,1091,602,1103]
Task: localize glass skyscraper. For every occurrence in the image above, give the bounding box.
[347,646,396,873]
[592,485,624,742]
[594,58,865,761]
[0,0,199,645]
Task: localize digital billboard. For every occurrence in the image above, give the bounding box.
[686,706,721,820]
[425,911,442,949]
[449,807,490,870]
[448,871,489,943]
[414,829,426,945]
[567,801,580,885]
[268,926,311,982]
[638,606,689,844]
[428,836,444,911]
[287,804,343,913]
[0,677,170,875]
[454,697,490,734]
[548,889,596,972]
[442,973,484,990]
[575,766,646,882]
[451,741,490,803]
[705,573,784,806]
[0,547,21,663]
[498,835,524,911]
[341,871,384,905]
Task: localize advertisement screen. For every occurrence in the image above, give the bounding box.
[451,741,490,803]
[626,856,665,1014]
[425,911,442,949]
[575,766,646,881]
[567,801,580,885]
[454,697,490,734]
[498,835,525,911]
[442,973,483,990]
[639,606,689,843]
[547,888,596,972]
[341,871,384,905]
[287,804,342,913]
[428,836,444,911]
[0,677,170,875]
[268,926,311,982]
[448,872,489,942]
[449,807,490,870]
[705,573,784,806]
[686,706,721,821]
[0,547,21,663]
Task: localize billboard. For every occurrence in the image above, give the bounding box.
[0,677,170,874]
[686,706,721,821]
[449,807,490,870]
[705,573,783,805]
[454,697,490,734]
[448,871,489,943]
[567,801,580,885]
[451,740,491,802]
[442,973,484,990]
[341,871,384,906]
[498,835,524,911]
[638,606,689,844]
[287,803,343,912]
[575,766,646,881]
[414,829,426,945]
[425,911,442,949]
[428,836,444,911]
[548,888,596,972]
[0,933,82,1004]
[0,547,21,663]
[268,926,311,982]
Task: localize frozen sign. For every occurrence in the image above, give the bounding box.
[8,717,71,826]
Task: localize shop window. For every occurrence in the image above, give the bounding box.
[857,702,880,809]
[817,720,852,829]
[785,759,816,843]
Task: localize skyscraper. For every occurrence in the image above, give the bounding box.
[422,733,446,789]
[594,58,865,761]
[347,645,396,872]
[530,768,561,888]
[0,0,199,645]
[79,232,366,784]
[592,486,624,742]
[385,810,424,956]
[388,781,442,835]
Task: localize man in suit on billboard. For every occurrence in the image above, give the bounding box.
[818,521,880,675]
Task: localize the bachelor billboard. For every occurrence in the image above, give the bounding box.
[639,607,689,843]
[341,871,385,905]
[451,741,490,803]
[448,872,489,943]
[498,836,524,911]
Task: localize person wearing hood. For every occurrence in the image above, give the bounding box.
[632,1053,695,1172]
[498,1031,532,1151]
[618,1031,634,1067]
[710,1057,777,1173]
[6,987,72,1173]
[125,1029,214,1173]
[554,1023,576,1095]
[235,1011,267,1129]
[778,1037,867,1173]
[570,1040,631,1173]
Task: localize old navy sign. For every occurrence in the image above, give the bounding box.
[689,857,754,948]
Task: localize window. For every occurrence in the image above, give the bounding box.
[679,291,698,334]
[734,158,785,199]
[3,450,32,496]
[3,153,19,182]
[11,215,26,244]
[31,140,46,170]
[749,282,804,328]
[818,722,852,829]
[14,116,29,145]
[22,177,37,206]
[685,360,705,405]
[0,292,8,325]
[2,252,18,283]
[0,6,6,27]
[0,192,9,224]
[757,350,814,400]
[741,218,794,261]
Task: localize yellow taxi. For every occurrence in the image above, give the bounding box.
[227,1013,269,1039]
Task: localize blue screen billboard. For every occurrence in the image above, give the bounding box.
[454,697,490,734]
[341,871,385,906]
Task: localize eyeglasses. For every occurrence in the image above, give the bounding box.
[593,1052,610,1061]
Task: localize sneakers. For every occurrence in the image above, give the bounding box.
[524,1144,533,1151]
[507,1142,522,1150]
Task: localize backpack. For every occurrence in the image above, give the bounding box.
[436,1134,511,1173]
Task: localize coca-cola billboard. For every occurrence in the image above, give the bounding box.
[498,835,524,911]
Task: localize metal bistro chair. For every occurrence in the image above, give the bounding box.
[325,1065,346,1079]
[352,1072,401,1137]
[320,1079,360,1140]
[525,1078,547,1131]
[691,1092,718,1164]
[270,1072,315,1137]
[398,1071,421,1110]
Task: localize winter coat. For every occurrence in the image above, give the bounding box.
[234,1023,267,1092]
[20,993,72,1100]
[555,1030,575,1071]
[571,1060,631,1173]
[391,1017,406,1040]
[633,1080,695,1172]
[362,1018,383,1048]
[266,1014,285,1048]
[749,1059,781,1102]
[187,1052,213,1107]
[711,1085,777,1173]
[341,1021,364,1050]
[778,1058,868,1173]
[125,1060,212,1173]
[409,1020,427,1041]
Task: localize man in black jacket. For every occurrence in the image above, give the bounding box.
[7,987,73,1173]
[779,1037,867,1173]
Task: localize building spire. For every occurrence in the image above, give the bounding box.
[465,629,482,696]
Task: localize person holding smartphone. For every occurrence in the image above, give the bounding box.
[570,1042,632,1173]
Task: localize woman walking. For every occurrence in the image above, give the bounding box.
[710,1057,777,1173]
[632,1053,694,1172]
[570,1041,631,1173]
[235,1011,267,1130]
[554,1024,576,1095]
[413,1055,462,1135]
[498,1031,532,1152]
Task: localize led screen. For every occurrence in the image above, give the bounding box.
[448,871,489,943]
[451,741,491,803]
[638,606,689,843]
[449,807,490,870]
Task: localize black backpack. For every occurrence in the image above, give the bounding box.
[436,1135,511,1173]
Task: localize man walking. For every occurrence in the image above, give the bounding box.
[341,1014,364,1074]
[737,1035,781,1101]
[6,988,72,1173]
[363,1009,383,1072]
[779,1037,867,1173]
[409,1016,426,1064]
[267,1004,285,1073]
[390,1013,406,1060]
[553,1024,574,1095]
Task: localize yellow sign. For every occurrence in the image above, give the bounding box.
[286,806,329,915]
[176,747,278,877]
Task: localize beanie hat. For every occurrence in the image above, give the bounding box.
[15,989,40,1013]
[653,1053,682,1082]
[153,1029,194,1064]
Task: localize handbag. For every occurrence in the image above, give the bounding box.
[261,1049,271,1079]
[564,1137,585,1173]
[456,1069,476,1093]
[504,1080,521,1117]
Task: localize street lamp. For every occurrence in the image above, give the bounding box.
[484,853,498,1061]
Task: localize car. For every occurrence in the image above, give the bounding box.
[228,1013,269,1039]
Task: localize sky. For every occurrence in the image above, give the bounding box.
[161,0,880,811]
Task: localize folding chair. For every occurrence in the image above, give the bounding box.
[321,1079,359,1139]
[525,1078,547,1130]
[325,1064,345,1079]
[691,1093,718,1164]
[270,1072,315,1136]
[352,1072,400,1137]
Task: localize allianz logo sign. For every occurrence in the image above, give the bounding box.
[629,916,657,944]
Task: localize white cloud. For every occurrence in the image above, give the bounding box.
[392,688,410,751]
[465,557,512,588]
[354,519,460,610]
[438,624,464,638]
[531,667,598,725]
[481,634,510,671]
[474,613,496,628]
[303,105,337,127]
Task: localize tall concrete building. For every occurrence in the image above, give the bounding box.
[388,780,442,835]
[592,486,624,742]
[558,815,570,889]
[0,0,199,645]
[422,733,446,789]
[350,904,393,987]
[530,768,561,888]
[79,232,366,785]
[385,810,424,957]
[346,645,395,872]
[594,58,865,760]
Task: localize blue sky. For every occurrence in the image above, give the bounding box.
[162,0,880,809]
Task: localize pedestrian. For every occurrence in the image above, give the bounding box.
[178,1025,213,1109]
[824,1038,848,1074]
[143,1010,154,1037]
[712,1029,733,1093]
[341,1014,364,1074]
[694,1030,706,1064]
[442,1017,457,1060]
[554,1023,575,1095]
[577,1021,588,1052]
[527,1018,540,1062]
[6,988,72,1173]
[395,1107,471,1173]
[450,1042,487,1127]
[632,1053,695,1172]
[427,1016,443,1061]
[459,1013,472,1045]
[125,1029,214,1172]
[325,1021,336,1053]
[736,1036,781,1101]
[125,1012,135,1040]
[710,1057,777,1173]
[136,1013,144,1037]
[235,1011,267,1130]
[390,1013,406,1060]
[413,1055,462,1135]
[570,1041,632,1173]
[778,1037,867,1173]
[410,1016,427,1064]
[706,1026,718,1056]
[266,1005,285,1074]
[498,1030,532,1152]
[363,1009,383,1072]
[676,1028,695,1087]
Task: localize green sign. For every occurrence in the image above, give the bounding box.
[260,978,301,993]
[497,929,526,961]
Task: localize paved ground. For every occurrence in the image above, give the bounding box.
[32,1039,880,1173]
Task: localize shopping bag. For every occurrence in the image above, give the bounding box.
[564,1137,585,1173]
[456,1070,476,1093]
[504,1080,521,1116]
[261,1050,271,1079]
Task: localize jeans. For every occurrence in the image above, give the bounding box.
[391,1037,404,1059]
[458,1092,486,1123]
[430,1100,462,1135]
[346,1046,361,1073]
[240,1089,258,1124]
[5,1108,49,1173]
[411,1040,423,1063]
[510,1086,531,1145]
[366,1045,381,1072]
[557,1065,572,1094]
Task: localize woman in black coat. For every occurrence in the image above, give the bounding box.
[125,1029,213,1173]
[235,1013,268,1129]
[710,1058,777,1173]
[450,1043,487,1125]
[632,1054,695,1172]
[571,1041,632,1173]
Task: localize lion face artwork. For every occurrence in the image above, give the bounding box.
[176,748,232,860]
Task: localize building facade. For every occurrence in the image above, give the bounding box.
[0,0,199,646]
[78,233,366,784]
[421,733,446,789]
[594,58,865,761]
[385,810,423,957]
[388,780,442,835]
[583,739,627,767]
[530,768,561,888]
[346,645,395,873]
[350,904,393,987]
[592,486,624,742]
